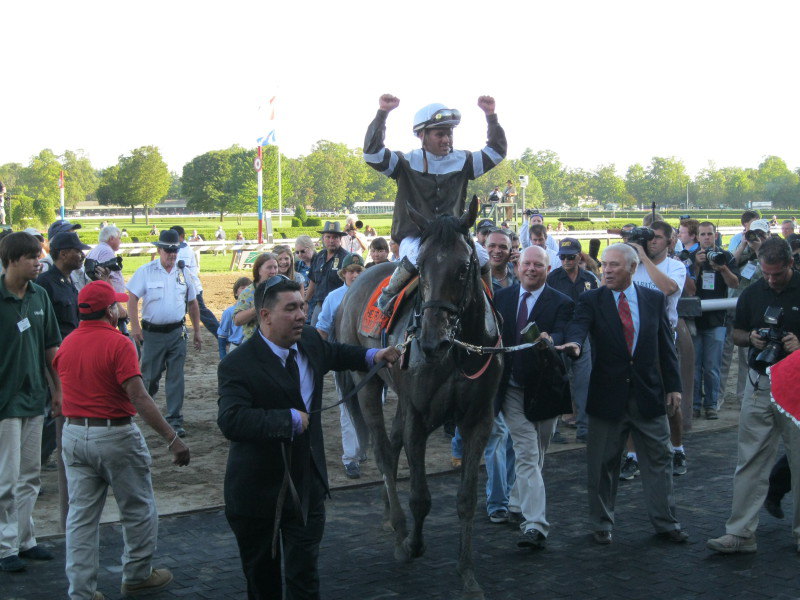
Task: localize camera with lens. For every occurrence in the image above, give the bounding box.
[677,248,693,263]
[750,306,787,372]
[625,226,655,247]
[705,249,732,266]
[84,256,123,281]
[524,209,533,217]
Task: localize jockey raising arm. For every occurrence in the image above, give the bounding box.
[364,94,506,312]
[364,94,507,259]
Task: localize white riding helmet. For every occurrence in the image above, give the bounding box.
[412,103,461,135]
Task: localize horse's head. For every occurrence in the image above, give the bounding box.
[414,197,480,360]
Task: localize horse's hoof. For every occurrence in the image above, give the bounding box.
[461,571,483,599]
[397,537,425,560]
[393,542,412,563]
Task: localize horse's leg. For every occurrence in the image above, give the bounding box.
[398,406,431,562]
[357,376,408,543]
[383,395,405,531]
[455,413,493,600]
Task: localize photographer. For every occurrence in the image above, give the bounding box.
[707,237,800,555]
[85,224,128,325]
[689,222,738,419]
[628,222,688,475]
[786,233,800,270]
[521,210,559,253]
[720,220,770,403]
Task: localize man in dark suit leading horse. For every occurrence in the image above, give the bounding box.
[217,275,399,600]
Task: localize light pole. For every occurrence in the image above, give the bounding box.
[518,175,529,210]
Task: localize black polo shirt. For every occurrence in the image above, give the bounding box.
[694,246,739,330]
[734,270,800,338]
[546,267,598,303]
[35,265,79,339]
[307,246,349,307]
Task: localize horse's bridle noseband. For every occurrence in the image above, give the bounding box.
[414,233,479,339]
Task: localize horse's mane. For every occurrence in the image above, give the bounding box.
[417,216,473,264]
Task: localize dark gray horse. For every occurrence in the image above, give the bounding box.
[336,198,503,599]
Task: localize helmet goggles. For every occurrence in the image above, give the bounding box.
[413,108,461,133]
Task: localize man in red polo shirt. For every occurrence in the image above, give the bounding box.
[53,281,190,600]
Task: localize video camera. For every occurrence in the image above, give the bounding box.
[625,226,655,248]
[750,306,787,372]
[84,256,123,281]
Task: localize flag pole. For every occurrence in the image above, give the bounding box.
[257,146,263,244]
[277,149,282,225]
[59,170,65,219]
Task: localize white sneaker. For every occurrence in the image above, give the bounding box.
[706,533,756,554]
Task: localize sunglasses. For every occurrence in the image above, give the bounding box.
[558,254,577,260]
[255,274,291,308]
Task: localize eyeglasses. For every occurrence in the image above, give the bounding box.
[558,254,577,260]
[159,246,179,254]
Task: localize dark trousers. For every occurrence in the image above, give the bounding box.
[197,291,220,338]
[226,481,325,600]
[768,454,792,502]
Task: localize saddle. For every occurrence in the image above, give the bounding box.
[359,276,420,339]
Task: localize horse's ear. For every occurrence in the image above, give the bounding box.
[460,195,479,230]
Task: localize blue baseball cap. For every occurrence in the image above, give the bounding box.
[557,238,582,256]
[47,220,81,240]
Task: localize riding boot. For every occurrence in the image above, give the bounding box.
[377,256,418,314]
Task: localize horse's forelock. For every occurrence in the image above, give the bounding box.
[418,216,472,265]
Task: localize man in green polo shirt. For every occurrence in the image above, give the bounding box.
[0,232,62,573]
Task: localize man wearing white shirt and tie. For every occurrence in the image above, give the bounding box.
[492,246,574,550]
[558,243,688,546]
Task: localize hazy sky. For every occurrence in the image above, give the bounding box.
[5,1,799,177]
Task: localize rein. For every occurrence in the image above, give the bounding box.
[308,336,413,414]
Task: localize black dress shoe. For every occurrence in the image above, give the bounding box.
[658,529,689,543]
[517,529,546,550]
[592,530,612,545]
[19,545,54,560]
[764,497,785,519]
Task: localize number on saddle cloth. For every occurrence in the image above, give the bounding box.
[359,275,419,338]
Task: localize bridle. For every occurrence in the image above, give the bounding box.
[413,229,479,342]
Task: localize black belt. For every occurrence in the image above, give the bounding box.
[66,416,132,427]
[142,320,183,333]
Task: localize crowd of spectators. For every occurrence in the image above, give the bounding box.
[2,205,800,596]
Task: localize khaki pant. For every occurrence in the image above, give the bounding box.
[0,415,44,559]
[725,370,800,540]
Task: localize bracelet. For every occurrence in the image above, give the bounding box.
[167,433,179,449]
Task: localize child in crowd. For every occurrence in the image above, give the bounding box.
[218,276,252,359]
[366,237,391,268]
[315,254,367,479]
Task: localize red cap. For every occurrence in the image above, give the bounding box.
[78,280,129,314]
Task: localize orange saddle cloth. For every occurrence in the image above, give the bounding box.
[359,276,419,339]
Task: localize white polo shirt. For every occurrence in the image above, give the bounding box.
[127,258,197,325]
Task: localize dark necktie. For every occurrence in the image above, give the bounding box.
[512,292,532,383]
[286,348,301,384]
[516,291,531,344]
[618,291,634,354]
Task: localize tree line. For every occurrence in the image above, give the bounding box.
[2,143,799,226]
